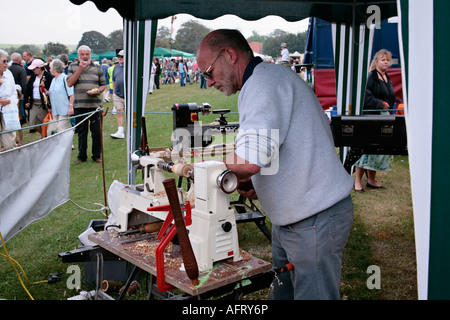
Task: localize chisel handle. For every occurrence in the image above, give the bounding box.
[139,222,163,233]
[162,178,199,285]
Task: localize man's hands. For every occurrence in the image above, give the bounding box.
[78,60,89,71]
[67,60,89,88]
[87,85,106,96]
[237,177,258,200]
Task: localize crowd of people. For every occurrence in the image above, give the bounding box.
[0,49,72,151]
[152,43,309,92]
[158,57,206,88]
[0,47,208,153]
[0,47,123,159]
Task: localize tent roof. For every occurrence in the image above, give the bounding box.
[154,47,196,58]
[153,47,173,57]
[170,49,196,58]
[98,51,118,60]
[69,0,397,25]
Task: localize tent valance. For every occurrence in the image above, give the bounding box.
[69,0,397,25]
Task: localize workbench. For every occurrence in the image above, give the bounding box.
[87,230,273,299]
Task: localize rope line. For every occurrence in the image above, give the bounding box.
[67,199,109,216]
[0,107,103,135]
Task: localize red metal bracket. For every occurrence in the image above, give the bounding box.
[147,201,192,292]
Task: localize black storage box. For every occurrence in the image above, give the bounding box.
[330,115,407,154]
[82,220,136,285]
[59,219,137,285]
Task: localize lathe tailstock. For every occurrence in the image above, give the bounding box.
[188,161,242,271]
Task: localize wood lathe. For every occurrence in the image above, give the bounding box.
[115,148,243,290]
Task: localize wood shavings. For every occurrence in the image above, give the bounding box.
[239,249,252,261]
[166,254,183,270]
[151,189,194,207]
[131,239,160,255]
[130,239,183,270]
[153,190,167,198]
[226,249,252,263]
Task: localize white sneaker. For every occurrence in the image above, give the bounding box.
[111,131,125,139]
[112,106,117,114]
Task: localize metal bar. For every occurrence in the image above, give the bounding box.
[118,265,140,300]
[95,252,104,300]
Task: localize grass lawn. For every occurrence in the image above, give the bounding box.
[0,81,416,300]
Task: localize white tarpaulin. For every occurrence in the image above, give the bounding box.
[0,128,74,244]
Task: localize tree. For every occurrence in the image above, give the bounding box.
[108,29,124,51]
[1,44,41,57]
[42,42,69,57]
[156,26,173,49]
[247,31,267,43]
[293,32,307,54]
[262,30,308,57]
[173,20,211,54]
[264,37,281,57]
[77,30,111,53]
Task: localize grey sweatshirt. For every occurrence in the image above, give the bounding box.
[235,61,353,226]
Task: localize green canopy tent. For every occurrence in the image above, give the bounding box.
[69,0,450,299]
[170,49,196,58]
[68,52,77,60]
[153,46,175,57]
[98,50,118,60]
[153,46,196,58]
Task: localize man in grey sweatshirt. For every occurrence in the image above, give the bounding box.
[197,29,354,300]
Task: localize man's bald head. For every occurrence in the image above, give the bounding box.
[198,29,253,58]
[197,29,254,95]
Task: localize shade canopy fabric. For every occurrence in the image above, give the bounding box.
[153,46,174,57]
[98,50,119,60]
[69,0,397,25]
[153,47,196,58]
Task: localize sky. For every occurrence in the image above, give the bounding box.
[2,0,309,46]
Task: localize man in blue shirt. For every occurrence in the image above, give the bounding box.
[111,50,125,139]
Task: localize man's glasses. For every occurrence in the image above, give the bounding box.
[1,59,8,64]
[202,49,225,80]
